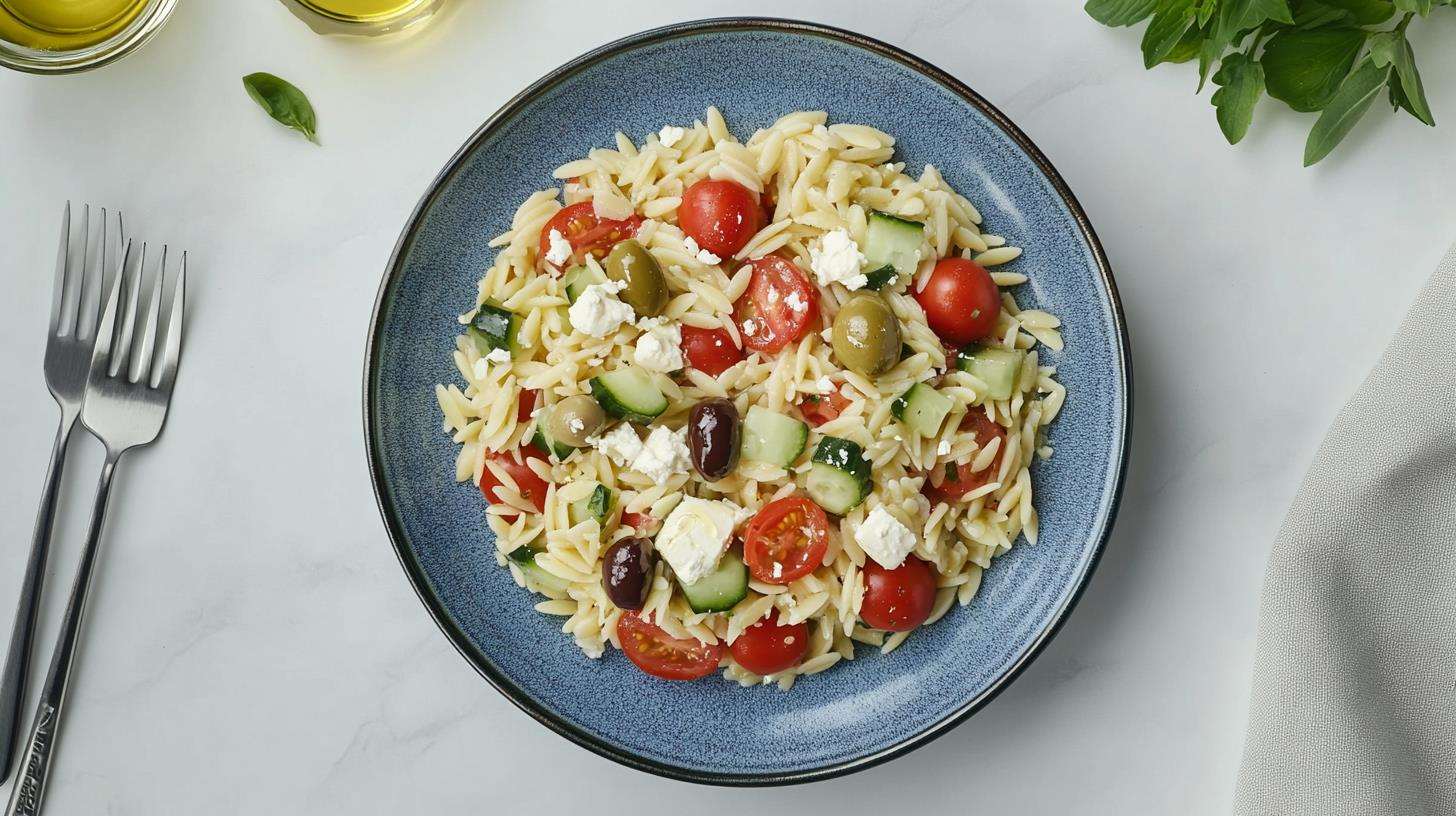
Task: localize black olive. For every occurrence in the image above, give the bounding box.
[688,398,741,481]
[602,538,652,610]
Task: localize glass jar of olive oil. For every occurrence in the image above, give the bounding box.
[0,0,176,74]
[280,0,441,36]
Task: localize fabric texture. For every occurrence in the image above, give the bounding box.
[1234,245,1456,815]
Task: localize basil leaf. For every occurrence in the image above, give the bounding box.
[1197,37,1224,90]
[1303,58,1392,165]
[1261,27,1366,111]
[1166,25,1209,62]
[1142,0,1200,67]
[1211,53,1266,143]
[1217,0,1295,41]
[1393,0,1434,13]
[242,72,319,145]
[1085,0,1159,25]
[1386,32,1436,125]
[1197,0,1219,26]
[1309,0,1396,22]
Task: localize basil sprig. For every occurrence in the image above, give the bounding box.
[1085,0,1447,165]
[242,72,320,145]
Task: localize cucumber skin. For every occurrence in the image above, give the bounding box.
[469,302,522,358]
[532,427,576,461]
[589,373,666,424]
[864,264,899,290]
[679,556,749,613]
[807,437,872,514]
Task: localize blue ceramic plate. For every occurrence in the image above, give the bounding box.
[365,18,1130,785]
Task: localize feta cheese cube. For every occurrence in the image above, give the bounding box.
[855,506,918,570]
[809,228,868,290]
[655,496,744,583]
[633,321,684,373]
[567,280,634,338]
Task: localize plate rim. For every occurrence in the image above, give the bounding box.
[362,15,1133,787]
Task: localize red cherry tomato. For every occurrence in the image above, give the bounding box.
[617,611,725,681]
[925,412,1007,502]
[798,391,851,427]
[516,389,538,423]
[733,255,818,355]
[860,556,937,632]
[478,448,552,517]
[538,201,643,269]
[619,511,657,534]
[914,258,1001,345]
[731,614,810,676]
[743,497,830,584]
[678,179,763,258]
[679,325,745,377]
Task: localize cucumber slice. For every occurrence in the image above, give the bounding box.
[514,553,572,596]
[957,346,1026,401]
[892,383,953,438]
[807,436,871,514]
[590,366,668,423]
[563,264,608,304]
[467,302,525,360]
[567,483,613,527]
[741,405,809,467]
[678,554,748,613]
[531,425,576,461]
[862,211,925,290]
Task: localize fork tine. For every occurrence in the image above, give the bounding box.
[112,242,146,378]
[65,203,91,336]
[76,207,120,341]
[154,253,185,391]
[91,240,132,377]
[130,245,166,384]
[49,202,71,335]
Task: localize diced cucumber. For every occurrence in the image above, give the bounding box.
[567,483,613,527]
[741,405,808,467]
[563,264,608,304]
[590,365,668,423]
[467,302,525,360]
[513,551,572,596]
[957,346,1026,401]
[892,383,953,437]
[862,211,925,290]
[806,437,871,514]
[531,424,576,461]
[678,554,748,613]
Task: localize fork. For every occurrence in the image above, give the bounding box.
[0,204,120,787]
[5,241,185,816]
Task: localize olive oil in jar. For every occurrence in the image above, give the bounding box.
[281,0,440,35]
[0,0,147,50]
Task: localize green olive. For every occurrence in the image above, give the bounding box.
[831,293,903,377]
[603,239,668,318]
[548,395,606,447]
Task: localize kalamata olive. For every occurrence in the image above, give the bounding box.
[688,398,741,481]
[603,239,668,318]
[602,538,652,610]
[547,394,605,447]
[831,292,902,377]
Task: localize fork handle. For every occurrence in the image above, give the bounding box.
[4,454,118,816]
[0,412,77,787]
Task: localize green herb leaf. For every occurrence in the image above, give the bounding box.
[1393,0,1434,14]
[1142,0,1201,67]
[1261,27,1366,111]
[1216,0,1295,41]
[1212,53,1267,143]
[1085,0,1160,25]
[242,72,319,145]
[1197,37,1224,90]
[1307,0,1396,23]
[1197,0,1219,26]
[1304,58,1392,165]
[1385,31,1436,124]
[1166,24,1209,62]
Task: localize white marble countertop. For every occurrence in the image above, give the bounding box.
[2,1,1455,813]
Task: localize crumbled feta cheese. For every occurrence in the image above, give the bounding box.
[472,359,489,380]
[856,506,918,570]
[816,376,835,394]
[484,347,512,364]
[655,496,744,583]
[568,417,585,435]
[784,289,808,313]
[683,235,721,265]
[657,125,686,148]
[809,228,868,290]
[587,423,643,468]
[545,228,572,266]
[630,426,692,482]
[633,321,684,373]
[567,280,633,338]
[937,440,952,456]
[742,318,758,336]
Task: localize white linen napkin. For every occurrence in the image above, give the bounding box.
[1234,245,1456,814]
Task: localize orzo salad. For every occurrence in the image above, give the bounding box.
[435,108,1067,689]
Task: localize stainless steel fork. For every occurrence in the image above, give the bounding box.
[5,241,185,816]
[0,204,120,786]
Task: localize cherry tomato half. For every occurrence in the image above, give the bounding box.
[914,257,1000,345]
[860,556,937,632]
[538,201,643,269]
[679,179,763,258]
[478,447,552,517]
[798,391,851,427]
[680,325,745,377]
[733,255,818,355]
[743,497,830,584]
[731,614,809,676]
[516,389,538,423]
[925,412,1007,502]
[617,611,725,681]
